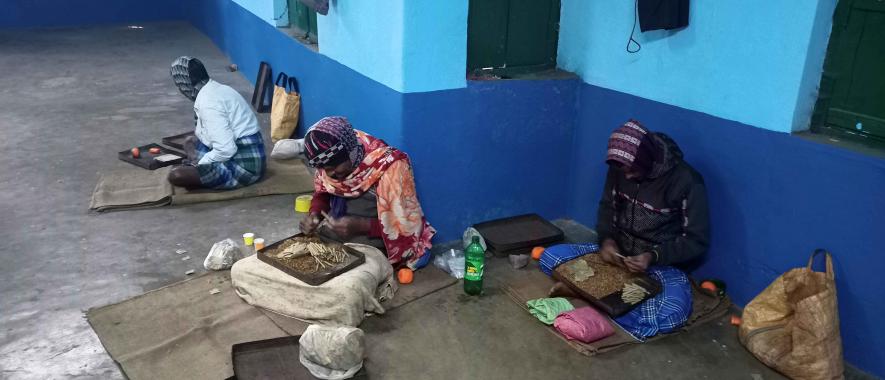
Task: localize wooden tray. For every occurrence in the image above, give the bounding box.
[117,143,184,170]
[553,254,662,317]
[257,234,365,286]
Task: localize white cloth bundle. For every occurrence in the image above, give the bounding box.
[299,325,365,379]
[231,244,396,326]
[270,138,304,160]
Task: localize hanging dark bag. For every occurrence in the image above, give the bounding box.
[251,61,273,113]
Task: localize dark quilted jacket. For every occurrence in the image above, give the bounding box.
[596,133,710,266]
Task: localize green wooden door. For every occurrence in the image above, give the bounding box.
[814,0,885,141]
[467,0,560,75]
[288,0,318,43]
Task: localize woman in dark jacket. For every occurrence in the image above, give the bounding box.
[596,119,710,272]
[544,119,709,277]
[544,120,708,339]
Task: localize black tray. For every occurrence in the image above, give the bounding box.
[257,233,366,286]
[595,275,662,316]
[117,143,184,170]
[552,258,662,317]
[473,214,564,257]
[160,131,195,150]
[495,245,555,257]
[231,336,369,380]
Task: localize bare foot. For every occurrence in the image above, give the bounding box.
[549,281,579,298]
[168,165,203,189]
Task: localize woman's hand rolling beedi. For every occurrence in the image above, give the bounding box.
[624,252,653,273]
[300,212,323,234]
[599,238,624,268]
[324,215,371,240]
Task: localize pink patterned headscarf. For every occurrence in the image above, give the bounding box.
[606,119,656,175]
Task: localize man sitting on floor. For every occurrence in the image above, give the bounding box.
[167,56,266,190]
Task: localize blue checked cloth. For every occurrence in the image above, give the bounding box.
[614,266,692,340]
[539,243,600,275]
[194,132,266,190]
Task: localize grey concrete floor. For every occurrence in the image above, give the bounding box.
[362,222,785,380]
[0,23,301,379]
[0,23,865,380]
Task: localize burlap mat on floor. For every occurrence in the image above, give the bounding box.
[503,268,731,356]
[90,159,313,212]
[87,265,457,379]
[86,271,286,380]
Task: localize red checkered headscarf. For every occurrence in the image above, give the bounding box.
[606,119,656,175]
[304,116,365,168]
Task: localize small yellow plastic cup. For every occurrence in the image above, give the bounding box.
[242,233,255,246]
[254,238,265,250]
[295,195,313,213]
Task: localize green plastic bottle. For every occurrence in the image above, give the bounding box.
[464,236,485,295]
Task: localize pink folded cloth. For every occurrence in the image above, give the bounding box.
[553,306,615,343]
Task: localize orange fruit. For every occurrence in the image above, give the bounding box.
[730,315,742,326]
[700,281,717,292]
[397,268,414,284]
[531,246,545,260]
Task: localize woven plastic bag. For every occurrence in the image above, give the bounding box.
[270,73,301,143]
[739,250,844,380]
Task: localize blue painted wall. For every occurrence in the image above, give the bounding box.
[0,0,184,28]
[557,0,836,133]
[186,2,885,375]
[318,0,468,93]
[559,1,884,373]
[7,0,884,376]
[185,0,572,241]
[402,79,578,239]
[568,84,885,376]
[184,0,406,147]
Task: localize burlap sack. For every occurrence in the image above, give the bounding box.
[271,73,301,143]
[739,250,844,380]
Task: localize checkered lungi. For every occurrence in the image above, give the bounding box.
[614,266,692,340]
[194,132,266,190]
